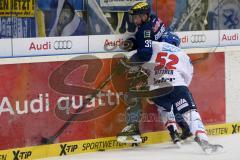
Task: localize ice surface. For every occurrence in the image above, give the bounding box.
[40,134,240,160]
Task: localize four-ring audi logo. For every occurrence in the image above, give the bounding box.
[190,34,206,43]
[54,40,72,50]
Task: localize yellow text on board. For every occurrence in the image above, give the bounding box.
[0,0,35,17]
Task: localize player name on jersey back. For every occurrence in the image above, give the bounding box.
[142,42,193,91]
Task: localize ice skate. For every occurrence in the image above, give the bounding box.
[117,124,142,144]
[170,130,182,148]
[194,137,224,154]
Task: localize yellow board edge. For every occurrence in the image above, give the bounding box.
[0,122,239,160]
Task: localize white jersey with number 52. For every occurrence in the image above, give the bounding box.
[142,42,193,91]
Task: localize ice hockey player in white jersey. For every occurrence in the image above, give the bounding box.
[134,40,223,154]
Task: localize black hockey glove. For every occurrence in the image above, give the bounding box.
[116,57,140,75]
[122,38,137,51]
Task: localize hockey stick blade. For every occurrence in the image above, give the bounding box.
[41,137,54,145]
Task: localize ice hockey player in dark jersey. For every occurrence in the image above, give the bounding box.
[117,2,192,146]
[117,2,224,152]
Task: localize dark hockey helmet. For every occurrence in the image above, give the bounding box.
[129,2,151,16]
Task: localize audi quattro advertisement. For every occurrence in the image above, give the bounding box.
[12,36,89,57]
[0,51,225,150]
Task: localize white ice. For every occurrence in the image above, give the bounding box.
[40,134,240,160]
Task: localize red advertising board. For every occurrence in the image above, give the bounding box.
[0,52,225,150]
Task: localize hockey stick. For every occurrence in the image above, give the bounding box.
[41,63,122,144]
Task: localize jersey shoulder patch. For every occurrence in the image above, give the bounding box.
[144,30,151,38]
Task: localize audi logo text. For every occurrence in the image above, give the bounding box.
[190,34,206,43]
[54,40,72,50]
